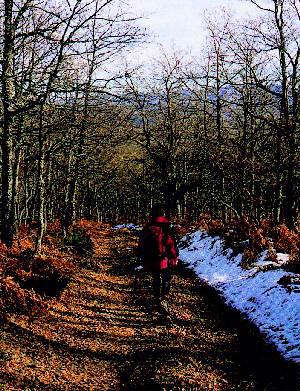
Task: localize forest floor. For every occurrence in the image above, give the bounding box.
[0,226,299,390]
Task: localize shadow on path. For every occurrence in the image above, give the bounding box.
[0,228,298,390]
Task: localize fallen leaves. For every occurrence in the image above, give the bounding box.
[0,226,298,390]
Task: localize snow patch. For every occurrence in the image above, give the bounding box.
[179,230,300,364]
[112,223,141,231]
[134,265,144,271]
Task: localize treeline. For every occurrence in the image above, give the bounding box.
[0,0,299,252]
[107,0,300,227]
[0,0,144,250]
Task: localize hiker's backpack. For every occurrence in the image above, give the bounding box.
[140,223,177,270]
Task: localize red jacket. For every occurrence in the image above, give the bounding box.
[139,216,178,271]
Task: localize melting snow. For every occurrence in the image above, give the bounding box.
[112,223,141,230]
[179,230,300,364]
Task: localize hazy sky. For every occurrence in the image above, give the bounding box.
[130,0,257,59]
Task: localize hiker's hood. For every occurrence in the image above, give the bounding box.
[151,216,170,224]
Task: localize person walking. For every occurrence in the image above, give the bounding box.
[139,204,178,314]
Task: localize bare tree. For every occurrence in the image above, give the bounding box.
[0,0,144,248]
[246,0,300,227]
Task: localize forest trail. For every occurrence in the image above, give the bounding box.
[0,227,299,390]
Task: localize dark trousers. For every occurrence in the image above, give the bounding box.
[152,268,171,300]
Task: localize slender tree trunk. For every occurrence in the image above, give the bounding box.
[1,0,15,246]
[36,106,46,254]
[285,123,296,228]
[285,60,299,228]
[45,159,53,222]
[12,145,22,232]
[62,151,77,237]
[23,161,30,226]
[275,0,293,227]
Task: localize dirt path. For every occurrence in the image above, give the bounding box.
[0,227,299,390]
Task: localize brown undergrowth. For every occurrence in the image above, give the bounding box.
[191,213,300,271]
[0,226,299,390]
[0,220,98,322]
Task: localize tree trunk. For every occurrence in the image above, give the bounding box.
[12,145,22,232]
[35,106,46,254]
[62,151,77,237]
[1,0,15,246]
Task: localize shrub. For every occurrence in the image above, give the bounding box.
[0,222,78,321]
[207,219,225,237]
[64,227,94,256]
[259,219,274,237]
[270,224,300,272]
[271,225,300,256]
[27,256,73,297]
[195,214,300,269]
[0,276,46,321]
[3,248,74,298]
[46,219,62,235]
[240,248,257,268]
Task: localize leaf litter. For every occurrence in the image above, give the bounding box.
[0,224,299,390]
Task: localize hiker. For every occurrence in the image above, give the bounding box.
[139,204,178,313]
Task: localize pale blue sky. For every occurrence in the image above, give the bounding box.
[130,0,257,58]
